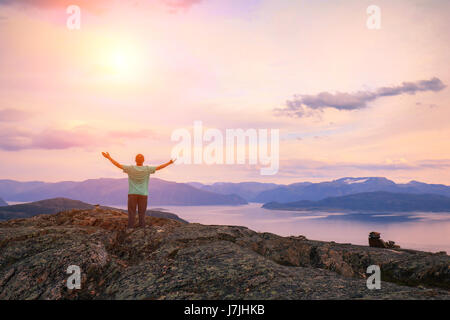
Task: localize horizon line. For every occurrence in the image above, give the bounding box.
[0,176,443,186]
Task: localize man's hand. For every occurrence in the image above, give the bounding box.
[102,152,123,170]
[156,158,176,171]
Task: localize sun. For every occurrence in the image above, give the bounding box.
[94,38,144,81]
[109,51,130,73]
[106,47,138,76]
[112,52,126,70]
[85,32,150,85]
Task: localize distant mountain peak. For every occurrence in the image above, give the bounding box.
[335,177,394,184]
[407,180,425,185]
[0,198,7,207]
[342,178,369,184]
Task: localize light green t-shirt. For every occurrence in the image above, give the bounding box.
[122,165,157,196]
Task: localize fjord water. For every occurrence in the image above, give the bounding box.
[145,203,450,253]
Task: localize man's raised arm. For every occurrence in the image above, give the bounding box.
[102,152,123,170]
[155,159,176,171]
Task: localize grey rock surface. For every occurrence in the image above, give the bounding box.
[0,208,448,300]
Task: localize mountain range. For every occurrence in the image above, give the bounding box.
[0,178,247,206]
[262,191,450,212]
[187,181,282,201]
[3,176,450,209]
[190,177,450,203]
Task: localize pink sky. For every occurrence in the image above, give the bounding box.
[0,0,449,184]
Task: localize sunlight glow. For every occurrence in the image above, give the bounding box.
[108,49,135,75]
[94,37,146,82]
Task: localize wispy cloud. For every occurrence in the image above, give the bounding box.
[162,0,203,9]
[0,126,157,151]
[107,129,158,140]
[415,159,450,170]
[277,158,450,179]
[0,0,110,11]
[0,109,31,122]
[0,0,203,12]
[276,77,447,117]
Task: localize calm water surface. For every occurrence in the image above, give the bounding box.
[143,203,450,253]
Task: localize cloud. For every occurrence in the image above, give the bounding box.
[108,129,157,139]
[0,109,31,122]
[0,0,203,12]
[276,158,450,180]
[162,0,203,9]
[0,126,157,151]
[30,127,101,150]
[0,127,33,151]
[276,77,447,117]
[0,0,110,12]
[415,159,450,170]
[416,102,438,108]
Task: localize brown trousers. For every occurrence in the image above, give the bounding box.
[127,194,148,228]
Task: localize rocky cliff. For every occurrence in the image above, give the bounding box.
[0,208,448,300]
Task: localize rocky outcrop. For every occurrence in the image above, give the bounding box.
[0,208,449,300]
[369,232,400,249]
[0,198,187,223]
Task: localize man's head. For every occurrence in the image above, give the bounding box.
[135,154,145,166]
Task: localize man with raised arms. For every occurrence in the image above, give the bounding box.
[102,152,175,228]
